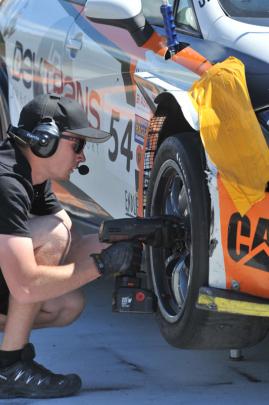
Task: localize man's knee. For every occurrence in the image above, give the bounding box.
[51,290,86,327]
[61,290,86,326]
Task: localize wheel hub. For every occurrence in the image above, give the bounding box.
[150,159,192,323]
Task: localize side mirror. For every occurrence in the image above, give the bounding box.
[84,0,153,47]
[84,0,142,21]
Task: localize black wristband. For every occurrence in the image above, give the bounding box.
[90,253,105,275]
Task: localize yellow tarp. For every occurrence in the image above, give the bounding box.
[189,56,269,215]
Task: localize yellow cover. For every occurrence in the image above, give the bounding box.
[189,56,269,215]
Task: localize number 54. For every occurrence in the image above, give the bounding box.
[108,110,133,172]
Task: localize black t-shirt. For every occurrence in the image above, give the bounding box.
[0,139,62,238]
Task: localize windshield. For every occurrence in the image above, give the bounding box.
[141,0,175,25]
[218,0,269,18]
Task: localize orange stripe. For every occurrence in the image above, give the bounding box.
[142,31,167,57]
[90,21,212,77]
[137,143,146,218]
[143,32,212,76]
[171,46,212,76]
[219,176,269,298]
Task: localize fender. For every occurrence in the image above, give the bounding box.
[134,70,202,219]
[134,71,199,130]
[134,70,228,291]
[155,91,198,131]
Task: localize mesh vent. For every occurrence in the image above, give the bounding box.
[143,116,166,211]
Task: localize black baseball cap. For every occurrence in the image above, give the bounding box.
[18,94,111,143]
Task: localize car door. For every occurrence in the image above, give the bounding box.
[62,1,153,218]
[0,0,84,125]
[62,0,201,219]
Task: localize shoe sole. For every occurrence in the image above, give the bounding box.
[0,386,81,399]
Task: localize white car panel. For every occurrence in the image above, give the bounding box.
[84,0,142,20]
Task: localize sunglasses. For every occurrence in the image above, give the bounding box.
[60,134,86,154]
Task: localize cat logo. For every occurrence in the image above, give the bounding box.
[228,213,269,272]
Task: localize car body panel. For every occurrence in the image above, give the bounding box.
[0,0,268,298]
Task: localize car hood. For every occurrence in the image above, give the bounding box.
[214,45,269,111]
[202,17,269,109]
[174,32,269,111]
[231,31,269,66]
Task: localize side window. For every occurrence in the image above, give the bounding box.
[175,0,199,33]
[64,0,87,5]
[142,0,175,26]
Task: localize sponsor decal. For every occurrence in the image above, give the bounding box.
[198,0,211,7]
[125,190,138,217]
[108,110,133,172]
[219,177,269,298]
[136,144,143,169]
[11,41,101,129]
[135,115,148,145]
[228,214,269,272]
[136,91,148,111]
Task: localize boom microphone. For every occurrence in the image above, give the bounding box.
[77,165,89,175]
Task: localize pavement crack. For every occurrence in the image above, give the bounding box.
[118,358,144,373]
[186,381,233,388]
[82,384,140,393]
[205,381,234,387]
[231,367,262,383]
[96,346,145,374]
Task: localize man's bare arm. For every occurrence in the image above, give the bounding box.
[0,234,101,304]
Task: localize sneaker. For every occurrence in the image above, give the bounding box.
[0,343,81,399]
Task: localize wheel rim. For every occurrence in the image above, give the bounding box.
[149,159,192,323]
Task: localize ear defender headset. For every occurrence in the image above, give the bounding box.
[7,95,61,158]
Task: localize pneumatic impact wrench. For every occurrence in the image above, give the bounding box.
[98,216,184,313]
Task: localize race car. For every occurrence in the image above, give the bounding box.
[0,0,268,350]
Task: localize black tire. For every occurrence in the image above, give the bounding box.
[146,133,269,349]
[0,87,9,140]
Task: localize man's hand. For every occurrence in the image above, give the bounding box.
[91,241,142,277]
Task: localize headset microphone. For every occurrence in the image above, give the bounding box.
[77,165,89,175]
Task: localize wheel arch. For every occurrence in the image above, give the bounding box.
[141,91,201,216]
[155,92,195,145]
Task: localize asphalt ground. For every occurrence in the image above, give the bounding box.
[2,217,269,404]
[6,277,269,405]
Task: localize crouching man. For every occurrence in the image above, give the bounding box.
[0,94,140,399]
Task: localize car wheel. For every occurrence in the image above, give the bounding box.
[146,133,269,349]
